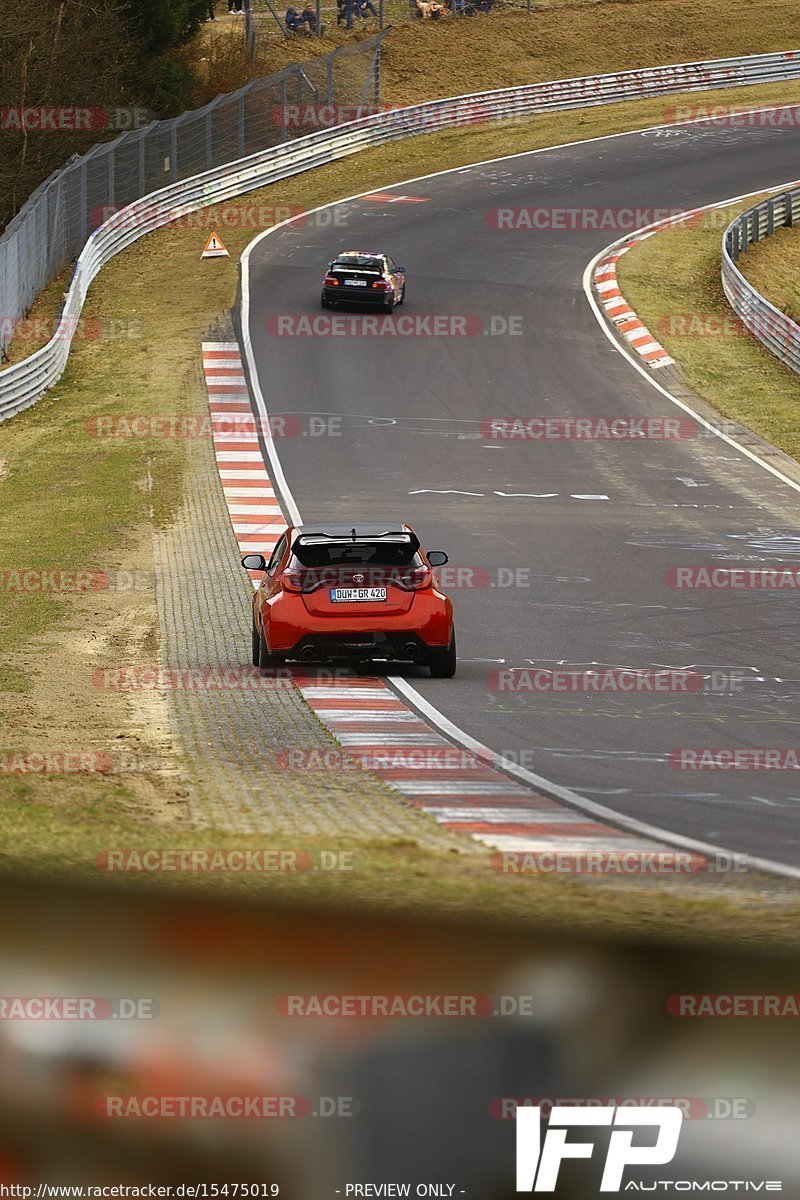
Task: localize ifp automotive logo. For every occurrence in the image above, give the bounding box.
[515,1104,683,1192]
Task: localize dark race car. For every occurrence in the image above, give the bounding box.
[242,523,456,677]
[321,250,406,312]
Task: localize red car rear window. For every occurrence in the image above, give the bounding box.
[291,540,419,568]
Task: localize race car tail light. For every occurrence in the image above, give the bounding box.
[282,568,311,593]
[371,280,391,290]
[395,566,431,591]
[324,275,339,286]
[282,568,333,593]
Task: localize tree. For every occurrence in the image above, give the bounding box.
[118,0,213,56]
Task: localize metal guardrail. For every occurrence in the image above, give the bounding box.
[722,188,800,372]
[5,48,800,419]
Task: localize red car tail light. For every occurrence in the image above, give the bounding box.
[282,568,334,593]
[395,566,431,591]
[282,568,310,593]
[324,275,339,286]
[371,279,391,290]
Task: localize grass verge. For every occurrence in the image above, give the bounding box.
[4,83,800,938]
[617,192,800,463]
[735,223,800,325]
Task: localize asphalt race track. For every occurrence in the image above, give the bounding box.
[241,113,800,868]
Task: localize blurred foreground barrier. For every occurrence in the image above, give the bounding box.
[0,873,798,1194]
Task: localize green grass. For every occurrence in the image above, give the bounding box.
[618,195,800,463]
[736,223,800,325]
[2,777,799,952]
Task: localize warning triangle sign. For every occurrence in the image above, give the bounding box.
[202,231,229,259]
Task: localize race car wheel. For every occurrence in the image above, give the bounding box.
[398,282,406,305]
[251,615,260,666]
[429,631,457,678]
[321,293,333,309]
[383,290,396,313]
[258,627,284,673]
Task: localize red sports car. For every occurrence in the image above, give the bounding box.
[242,523,456,677]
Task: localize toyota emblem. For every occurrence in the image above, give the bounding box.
[353,573,365,583]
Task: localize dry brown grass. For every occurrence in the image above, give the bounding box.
[239,0,800,105]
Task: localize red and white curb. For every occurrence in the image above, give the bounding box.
[202,341,282,583]
[593,243,674,369]
[202,341,705,873]
[294,676,705,868]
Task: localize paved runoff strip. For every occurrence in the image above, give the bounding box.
[202,342,704,874]
[593,243,674,369]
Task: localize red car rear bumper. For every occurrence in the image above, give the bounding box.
[259,590,453,655]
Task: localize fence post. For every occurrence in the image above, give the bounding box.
[786,192,795,228]
[79,159,88,247]
[107,148,116,211]
[138,130,146,193]
[279,77,287,142]
[327,56,334,105]
[767,198,774,235]
[238,93,245,159]
[316,0,322,34]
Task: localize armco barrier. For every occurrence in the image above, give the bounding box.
[722,188,800,371]
[4,48,800,420]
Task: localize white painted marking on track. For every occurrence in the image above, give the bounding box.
[494,491,558,498]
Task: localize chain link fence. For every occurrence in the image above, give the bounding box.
[245,0,523,43]
[0,32,386,363]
